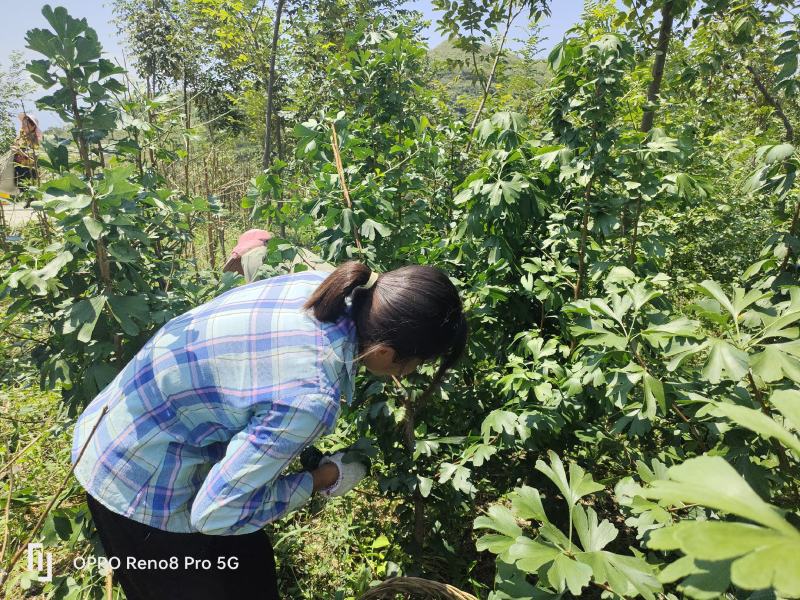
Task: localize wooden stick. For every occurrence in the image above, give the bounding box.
[329,125,364,253]
[105,569,113,600]
[0,431,48,480]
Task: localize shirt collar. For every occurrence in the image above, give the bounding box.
[341,336,357,406]
[328,315,358,406]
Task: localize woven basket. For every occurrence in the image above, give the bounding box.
[358,576,478,600]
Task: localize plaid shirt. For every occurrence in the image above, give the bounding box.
[71,271,357,535]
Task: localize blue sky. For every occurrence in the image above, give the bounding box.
[2,1,585,129]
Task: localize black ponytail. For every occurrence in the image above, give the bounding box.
[304,261,372,321]
[305,261,468,383]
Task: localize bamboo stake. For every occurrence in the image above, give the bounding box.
[330,125,363,253]
[105,569,113,600]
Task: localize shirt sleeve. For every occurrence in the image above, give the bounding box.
[190,392,336,535]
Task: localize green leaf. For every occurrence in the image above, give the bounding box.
[36,251,74,280]
[470,443,497,467]
[606,266,636,285]
[751,344,800,383]
[481,410,519,442]
[651,521,783,560]
[82,216,104,240]
[341,208,353,233]
[547,553,592,595]
[711,401,800,456]
[535,451,603,508]
[508,537,560,573]
[696,280,736,320]
[702,339,749,383]
[477,533,517,559]
[642,317,702,341]
[437,462,475,494]
[108,241,138,263]
[509,486,547,522]
[759,309,800,339]
[492,561,538,600]
[643,373,665,418]
[762,143,795,164]
[417,475,433,498]
[649,521,800,598]
[577,551,660,600]
[572,506,617,552]
[62,295,107,342]
[474,506,522,539]
[107,295,150,336]
[642,456,794,534]
[772,389,800,431]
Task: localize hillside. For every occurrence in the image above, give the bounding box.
[428,39,550,109]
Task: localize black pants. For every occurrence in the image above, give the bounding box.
[86,492,280,600]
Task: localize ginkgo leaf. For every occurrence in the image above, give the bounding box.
[642,456,793,534]
[536,451,603,508]
[547,553,592,595]
[649,521,800,598]
[702,339,749,383]
[509,486,548,522]
[711,401,800,456]
[508,537,560,574]
[572,506,618,552]
[772,389,800,431]
[474,505,523,539]
[750,345,800,383]
[577,550,660,600]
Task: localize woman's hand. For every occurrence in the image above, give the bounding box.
[311,462,339,492]
[317,452,368,497]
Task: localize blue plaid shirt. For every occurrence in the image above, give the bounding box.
[71,271,357,535]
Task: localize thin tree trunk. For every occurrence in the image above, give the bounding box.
[640,1,674,133]
[746,64,795,143]
[465,1,518,153]
[779,198,800,272]
[183,72,197,271]
[262,0,286,171]
[630,1,674,264]
[575,175,596,300]
[146,74,156,168]
[204,155,216,270]
[277,118,286,237]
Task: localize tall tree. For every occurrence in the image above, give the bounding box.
[640,1,675,132]
[263,0,286,170]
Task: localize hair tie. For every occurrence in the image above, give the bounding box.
[361,271,379,290]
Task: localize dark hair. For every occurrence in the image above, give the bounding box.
[304,261,468,386]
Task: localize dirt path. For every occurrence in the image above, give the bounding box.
[1,203,35,231]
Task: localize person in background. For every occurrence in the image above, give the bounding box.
[70,261,468,599]
[223,229,335,282]
[12,113,42,207]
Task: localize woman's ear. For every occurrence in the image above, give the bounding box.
[360,343,399,375]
